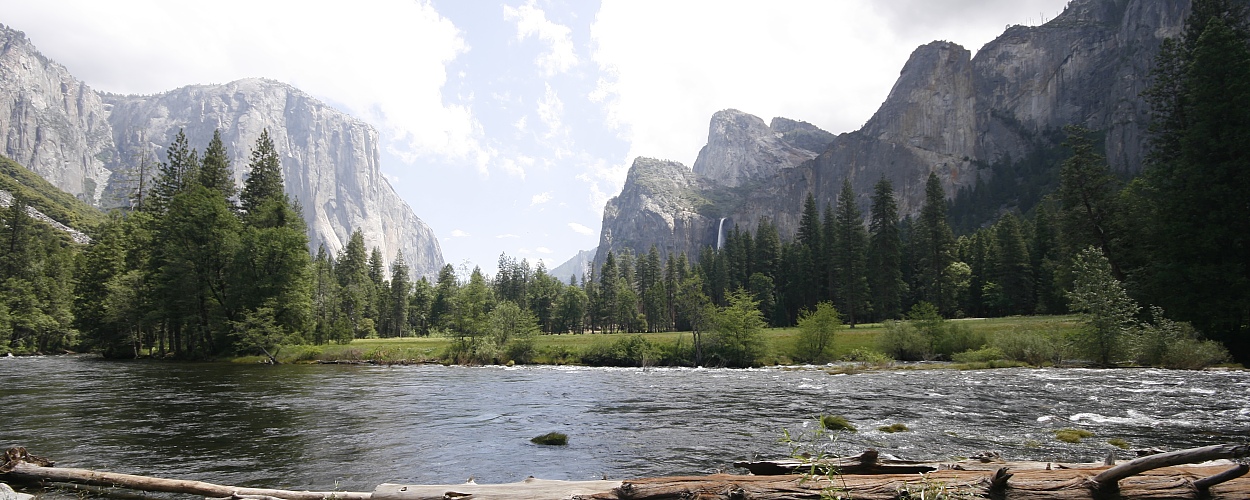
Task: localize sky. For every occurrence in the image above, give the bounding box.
[0,0,1070,275]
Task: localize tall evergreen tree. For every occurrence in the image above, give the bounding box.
[1139,0,1250,357]
[240,129,284,217]
[147,129,199,214]
[994,213,1033,315]
[913,173,958,316]
[753,217,781,282]
[1058,125,1120,277]
[833,179,870,326]
[383,252,412,338]
[867,178,904,320]
[598,251,618,332]
[336,230,373,338]
[821,200,838,303]
[199,129,237,202]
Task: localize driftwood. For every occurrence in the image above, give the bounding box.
[0,483,33,500]
[5,445,1250,499]
[372,478,623,500]
[0,449,370,500]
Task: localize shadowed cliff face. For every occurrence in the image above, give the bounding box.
[0,25,443,279]
[596,0,1189,267]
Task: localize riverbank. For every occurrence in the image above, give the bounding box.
[233,315,1084,367]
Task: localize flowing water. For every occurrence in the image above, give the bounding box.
[2,356,1248,492]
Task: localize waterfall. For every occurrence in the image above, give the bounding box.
[716,217,726,250]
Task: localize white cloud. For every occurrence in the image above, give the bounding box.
[576,156,630,214]
[497,154,534,179]
[451,229,470,238]
[536,84,565,139]
[568,222,595,236]
[503,0,578,76]
[1,0,491,171]
[589,0,1070,180]
[536,247,552,254]
[514,115,528,132]
[531,192,553,206]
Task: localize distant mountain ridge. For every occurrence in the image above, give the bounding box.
[549,247,596,282]
[595,0,1189,268]
[0,23,443,278]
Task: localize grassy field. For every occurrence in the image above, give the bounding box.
[245,314,1083,366]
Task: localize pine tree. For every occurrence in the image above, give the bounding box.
[148,129,199,215]
[821,200,838,303]
[240,129,284,217]
[599,251,618,332]
[913,173,958,316]
[832,179,869,326]
[867,178,904,320]
[1058,125,1120,277]
[993,213,1033,315]
[383,251,412,338]
[199,129,237,202]
[753,217,781,282]
[795,194,823,312]
[336,230,372,338]
[1139,0,1250,357]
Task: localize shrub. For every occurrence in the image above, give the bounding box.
[1055,428,1094,443]
[932,322,986,359]
[992,327,1068,366]
[504,335,537,364]
[530,432,568,446]
[1160,338,1231,369]
[876,320,930,361]
[842,347,893,366]
[819,415,857,432]
[1132,307,1231,369]
[793,302,841,363]
[581,336,657,367]
[951,347,1006,363]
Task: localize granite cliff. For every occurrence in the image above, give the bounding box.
[595,0,1189,267]
[0,24,443,279]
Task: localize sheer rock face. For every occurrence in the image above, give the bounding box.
[102,79,443,279]
[691,109,822,187]
[0,24,443,279]
[0,25,114,205]
[597,0,1189,263]
[596,157,709,267]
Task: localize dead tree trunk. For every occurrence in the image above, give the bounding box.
[6,445,1250,500]
[1,448,369,500]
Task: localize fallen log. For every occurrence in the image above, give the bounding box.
[0,453,370,500]
[372,478,623,500]
[6,445,1250,499]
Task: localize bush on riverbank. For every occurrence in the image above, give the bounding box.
[225,314,1236,371]
[1131,307,1230,370]
[876,303,985,361]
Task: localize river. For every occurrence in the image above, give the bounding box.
[2,356,1248,493]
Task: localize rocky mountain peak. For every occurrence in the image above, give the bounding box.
[863,40,975,159]
[594,0,1192,268]
[0,24,444,279]
[691,109,820,187]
